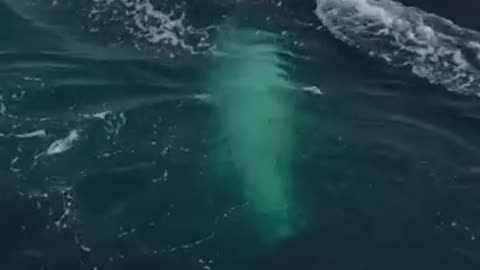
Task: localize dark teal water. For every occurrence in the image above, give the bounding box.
[1,0,480,269]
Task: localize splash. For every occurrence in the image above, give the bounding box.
[208,24,299,242]
[315,0,480,95]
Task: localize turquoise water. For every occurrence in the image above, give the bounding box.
[1,0,480,269]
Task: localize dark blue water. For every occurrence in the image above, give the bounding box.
[1,0,480,269]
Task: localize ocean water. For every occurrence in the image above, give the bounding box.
[1,0,480,269]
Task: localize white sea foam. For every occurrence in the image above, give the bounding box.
[46,130,80,155]
[15,130,47,138]
[302,85,324,95]
[90,0,213,54]
[315,0,480,95]
[81,110,111,120]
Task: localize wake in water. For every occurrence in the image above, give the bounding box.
[314,0,480,95]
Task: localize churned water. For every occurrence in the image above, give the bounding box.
[1,0,480,269]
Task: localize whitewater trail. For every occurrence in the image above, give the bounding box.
[314,0,480,95]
